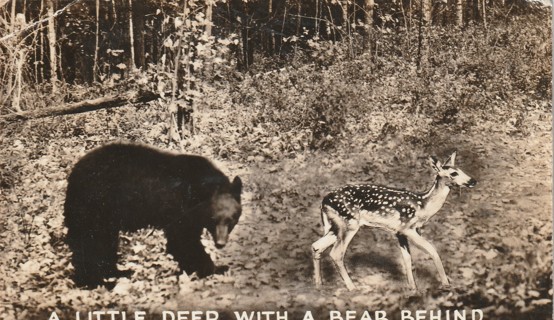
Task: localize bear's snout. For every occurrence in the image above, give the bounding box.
[214,224,229,249]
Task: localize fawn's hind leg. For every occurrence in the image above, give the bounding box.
[312,232,337,288]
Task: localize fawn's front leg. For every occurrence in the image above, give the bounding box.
[312,232,337,288]
[397,233,417,290]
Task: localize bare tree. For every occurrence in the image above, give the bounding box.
[481,0,487,31]
[364,0,375,25]
[417,0,431,70]
[37,0,45,83]
[128,0,136,69]
[47,0,58,93]
[206,0,213,36]
[94,0,99,82]
[456,0,463,26]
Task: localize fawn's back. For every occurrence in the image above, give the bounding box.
[323,184,430,233]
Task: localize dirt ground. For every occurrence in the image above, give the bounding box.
[0,105,551,320]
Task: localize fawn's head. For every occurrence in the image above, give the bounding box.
[429,152,477,188]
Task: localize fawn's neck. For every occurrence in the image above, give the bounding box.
[420,176,450,217]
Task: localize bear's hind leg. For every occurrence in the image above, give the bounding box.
[69,229,120,289]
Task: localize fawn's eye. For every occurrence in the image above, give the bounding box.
[450,172,459,177]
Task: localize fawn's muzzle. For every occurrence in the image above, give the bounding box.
[465,178,477,188]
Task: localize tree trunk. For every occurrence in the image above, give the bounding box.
[456,0,463,27]
[168,0,195,140]
[5,0,15,103]
[482,0,487,30]
[128,0,135,69]
[134,5,145,68]
[13,49,25,112]
[10,0,16,33]
[36,0,45,84]
[206,0,213,36]
[405,0,413,30]
[417,0,431,70]
[315,0,320,35]
[94,0,99,81]
[340,0,348,29]
[47,0,57,93]
[296,0,302,36]
[266,0,275,54]
[364,0,374,25]
[241,1,254,68]
[472,0,480,21]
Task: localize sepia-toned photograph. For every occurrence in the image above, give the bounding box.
[0,0,551,319]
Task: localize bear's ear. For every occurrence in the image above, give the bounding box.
[231,176,242,195]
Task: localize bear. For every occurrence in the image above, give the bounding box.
[63,143,242,289]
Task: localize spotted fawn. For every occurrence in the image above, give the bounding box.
[312,152,477,291]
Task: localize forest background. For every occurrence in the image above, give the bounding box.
[0,0,551,319]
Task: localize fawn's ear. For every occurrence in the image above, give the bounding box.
[428,156,442,172]
[443,151,457,167]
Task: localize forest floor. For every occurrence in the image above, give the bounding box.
[0,92,551,320]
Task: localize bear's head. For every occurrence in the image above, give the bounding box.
[207,176,242,249]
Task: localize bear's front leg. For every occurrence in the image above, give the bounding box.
[166,227,216,278]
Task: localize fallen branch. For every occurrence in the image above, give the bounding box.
[0,90,160,122]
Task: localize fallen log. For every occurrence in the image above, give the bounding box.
[0,90,160,122]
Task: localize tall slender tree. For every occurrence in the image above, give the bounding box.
[417,0,431,70]
[128,0,135,69]
[456,0,463,26]
[206,0,213,36]
[93,0,99,82]
[47,0,57,93]
[364,0,374,25]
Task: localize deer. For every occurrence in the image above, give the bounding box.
[312,152,476,291]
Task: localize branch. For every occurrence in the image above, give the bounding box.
[0,90,160,122]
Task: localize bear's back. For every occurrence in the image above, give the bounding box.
[68,143,224,184]
[65,143,229,230]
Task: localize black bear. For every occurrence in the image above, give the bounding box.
[64,143,242,289]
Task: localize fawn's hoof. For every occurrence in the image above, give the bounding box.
[439,283,453,291]
[345,284,357,291]
[404,286,420,296]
